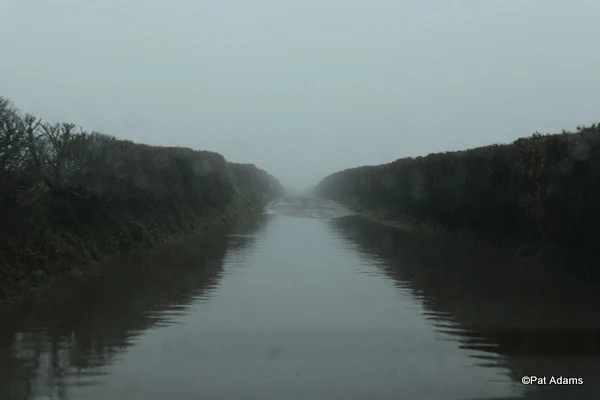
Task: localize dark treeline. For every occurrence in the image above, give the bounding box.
[0,97,282,299]
[316,124,600,281]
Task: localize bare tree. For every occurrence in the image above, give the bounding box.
[20,113,43,172]
[39,122,76,190]
[0,98,29,174]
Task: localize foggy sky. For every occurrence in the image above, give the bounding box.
[1,0,599,190]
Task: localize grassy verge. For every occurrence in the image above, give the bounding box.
[1,193,270,304]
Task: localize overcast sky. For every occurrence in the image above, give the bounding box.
[1,0,599,189]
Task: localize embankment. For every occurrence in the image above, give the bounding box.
[315,124,600,282]
[0,97,283,300]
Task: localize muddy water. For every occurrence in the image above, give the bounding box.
[1,196,600,400]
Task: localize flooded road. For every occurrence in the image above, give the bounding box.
[2,196,600,399]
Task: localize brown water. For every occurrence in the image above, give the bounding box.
[1,196,600,400]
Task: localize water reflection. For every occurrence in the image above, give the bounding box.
[0,214,272,400]
[4,204,600,399]
[329,215,600,398]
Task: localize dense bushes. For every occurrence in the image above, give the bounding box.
[316,125,600,281]
[0,96,282,299]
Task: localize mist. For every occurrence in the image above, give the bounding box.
[1,0,599,191]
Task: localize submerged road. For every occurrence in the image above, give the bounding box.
[1,196,600,399]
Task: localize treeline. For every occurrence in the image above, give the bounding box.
[0,96,282,299]
[316,124,600,281]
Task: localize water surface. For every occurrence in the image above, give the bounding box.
[1,196,600,399]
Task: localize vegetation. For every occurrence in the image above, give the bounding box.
[316,124,600,282]
[0,96,283,300]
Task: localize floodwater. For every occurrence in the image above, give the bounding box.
[1,196,600,400]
